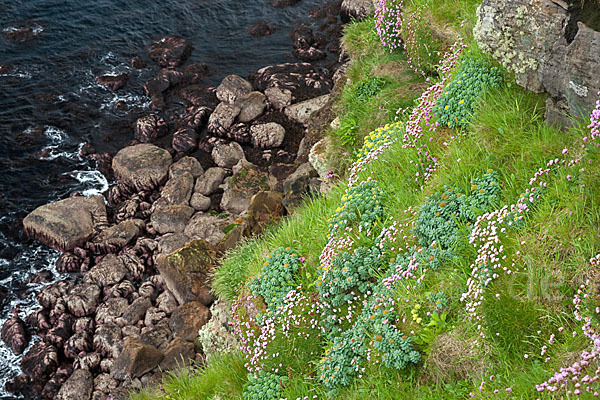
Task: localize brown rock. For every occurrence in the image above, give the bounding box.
[88,220,140,253]
[160,171,194,205]
[84,254,128,287]
[220,160,270,215]
[159,337,195,371]
[194,167,227,196]
[246,191,285,235]
[112,144,172,191]
[111,337,163,380]
[184,212,233,245]
[216,74,253,104]
[236,91,267,122]
[150,205,195,234]
[23,195,107,252]
[66,283,102,317]
[190,192,212,211]
[169,301,211,341]
[56,369,93,400]
[169,156,204,179]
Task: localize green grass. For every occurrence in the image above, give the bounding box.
[131,2,600,399]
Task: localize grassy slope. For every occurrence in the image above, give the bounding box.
[132,1,600,399]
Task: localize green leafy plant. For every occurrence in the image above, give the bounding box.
[242,370,288,400]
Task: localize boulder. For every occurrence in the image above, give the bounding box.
[95,297,129,325]
[111,337,163,380]
[250,122,285,148]
[159,337,195,371]
[172,127,200,154]
[220,160,271,215]
[194,167,227,196]
[150,205,195,234]
[97,73,129,91]
[141,324,174,352]
[37,280,73,309]
[254,63,332,102]
[144,307,166,326]
[157,233,190,255]
[284,94,331,125]
[265,86,292,110]
[156,240,216,305]
[169,156,204,179]
[340,0,376,23]
[73,352,101,371]
[216,74,253,104]
[283,162,318,209]
[64,331,93,359]
[21,342,58,381]
[56,369,93,400]
[160,171,194,205]
[207,102,241,136]
[87,220,140,253]
[211,141,245,168]
[94,323,123,358]
[112,144,172,191]
[117,297,152,327]
[1,315,30,354]
[156,291,178,315]
[23,195,107,252]
[308,136,332,178]
[148,36,193,68]
[84,254,128,287]
[246,191,285,235]
[248,21,276,37]
[190,193,212,211]
[169,301,211,341]
[66,283,102,317]
[134,114,168,143]
[184,213,233,245]
[198,299,239,359]
[236,91,267,122]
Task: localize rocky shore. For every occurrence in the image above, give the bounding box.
[1,1,371,399]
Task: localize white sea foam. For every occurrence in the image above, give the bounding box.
[70,169,109,196]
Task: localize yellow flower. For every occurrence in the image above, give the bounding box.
[444,105,449,110]
[459,100,464,104]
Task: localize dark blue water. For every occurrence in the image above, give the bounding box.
[0,0,328,396]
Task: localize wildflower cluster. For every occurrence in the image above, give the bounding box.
[401,5,443,76]
[242,370,288,400]
[318,325,367,389]
[328,179,386,237]
[375,0,404,52]
[248,247,301,310]
[467,170,502,212]
[434,58,502,130]
[354,122,398,162]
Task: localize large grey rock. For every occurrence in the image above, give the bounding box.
[23,196,107,252]
[265,86,292,110]
[111,337,163,380]
[341,0,377,22]
[250,122,285,148]
[474,0,600,125]
[157,233,191,255]
[112,144,172,191]
[66,284,102,317]
[207,102,241,136]
[220,160,271,215]
[190,193,212,211]
[160,171,194,205]
[169,156,204,179]
[134,114,168,143]
[56,369,93,400]
[169,301,211,341]
[194,167,227,196]
[84,254,128,287]
[156,240,216,306]
[236,91,267,122]
[88,220,140,253]
[183,212,232,245]
[284,94,331,125]
[150,205,195,234]
[216,74,253,104]
[211,141,245,168]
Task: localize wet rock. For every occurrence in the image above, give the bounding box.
[237,91,267,122]
[216,74,253,104]
[55,369,93,400]
[172,127,200,153]
[211,141,245,168]
[64,331,93,359]
[134,114,168,143]
[88,220,140,254]
[181,105,212,130]
[45,318,72,349]
[27,308,51,332]
[340,0,376,23]
[221,160,271,215]
[271,0,301,7]
[198,299,239,359]
[21,342,58,381]
[37,280,73,309]
[66,283,101,317]
[225,122,252,143]
[156,240,216,305]
[246,191,285,235]
[283,162,318,209]
[73,352,101,371]
[2,21,43,42]
[182,62,210,84]
[23,195,107,252]
[150,204,195,234]
[169,156,204,179]
[55,253,82,274]
[131,57,147,69]
[251,122,285,148]
[111,337,163,380]
[179,85,218,107]
[265,86,292,110]
[284,94,331,125]
[248,20,276,37]
[291,26,327,62]
[1,315,30,354]
[27,269,53,284]
[254,63,332,102]
[156,290,178,315]
[184,212,233,245]
[143,70,178,98]
[84,254,128,287]
[97,73,129,91]
[112,144,173,191]
[117,297,152,327]
[95,297,129,325]
[207,102,241,136]
[160,171,194,205]
[195,167,227,196]
[169,301,211,341]
[140,324,174,352]
[94,323,123,358]
[190,192,212,211]
[0,64,11,74]
[148,36,193,68]
[159,337,195,371]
